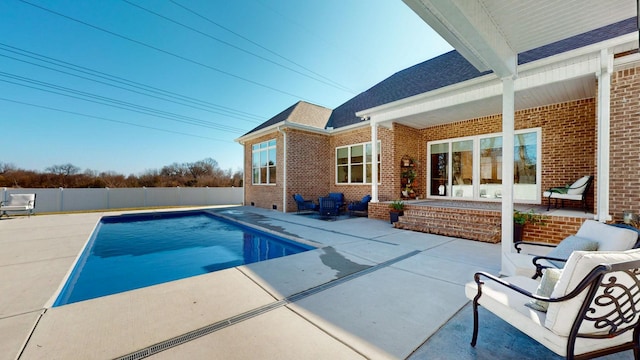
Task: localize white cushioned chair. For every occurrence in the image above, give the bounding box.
[503,220,638,278]
[466,248,640,359]
[0,193,36,217]
[543,175,593,212]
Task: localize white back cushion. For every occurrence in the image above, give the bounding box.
[8,194,35,207]
[567,176,590,195]
[576,220,637,251]
[545,248,640,336]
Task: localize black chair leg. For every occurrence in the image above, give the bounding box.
[471,300,480,347]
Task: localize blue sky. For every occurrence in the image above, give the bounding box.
[1,0,452,175]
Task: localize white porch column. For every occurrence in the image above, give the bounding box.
[596,49,613,222]
[501,76,516,275]
[371,121,379,202]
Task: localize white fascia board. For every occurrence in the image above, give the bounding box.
[327,120,371,134]
[234,121,328,144]
[370,80,502,123]
[355,72,498,118]
[403,0,517,77]
[518,33,638,73]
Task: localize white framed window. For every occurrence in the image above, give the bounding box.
[427,128,541,203]
[252,139,276,185]
[336,141,381,184]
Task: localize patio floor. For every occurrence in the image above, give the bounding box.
[0,206,633,359]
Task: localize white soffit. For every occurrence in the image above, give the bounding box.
[403,0,636,75]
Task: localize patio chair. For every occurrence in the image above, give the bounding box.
[0,193,36,217]
[318,197,339,220]
[466,248,640,359]
[504,219,638,278]
[543,175,593,212]
[347,194,371,216]
[292,194,318,214]
[328,192,345,214]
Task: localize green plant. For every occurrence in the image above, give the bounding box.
[389,199,405,211]
[513,209,547,226]
[402,168,417,182]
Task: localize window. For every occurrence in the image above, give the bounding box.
[336,141,380,184]
[252,139,276,185]
[427,128,541,202]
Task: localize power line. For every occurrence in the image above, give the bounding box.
[0,73,247,134]
[123,0,355,94]
[17,0,316,103]
[0,42,265,122]
[170,0,356,94]
[0,50,263,125]
[0,97,235,142]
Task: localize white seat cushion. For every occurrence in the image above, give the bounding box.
[542,191,583,200]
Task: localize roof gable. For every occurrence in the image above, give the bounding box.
[241,101,330,137]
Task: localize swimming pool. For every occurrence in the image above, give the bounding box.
[53,210,313,306]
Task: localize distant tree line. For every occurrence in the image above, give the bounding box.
[0,158,243,188]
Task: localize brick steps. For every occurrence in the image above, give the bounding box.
[393,206,502,243]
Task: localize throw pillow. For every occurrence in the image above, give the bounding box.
[546,235,599,268]
[526,268,562,312]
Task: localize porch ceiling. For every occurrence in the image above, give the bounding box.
[394,75,596,129]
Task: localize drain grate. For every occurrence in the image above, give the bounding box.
[113,250,420,360]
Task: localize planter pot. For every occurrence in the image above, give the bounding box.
[514,223,524,242]
[390,210,404,224]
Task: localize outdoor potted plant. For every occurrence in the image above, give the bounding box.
[513,209,547,242]
[389,200,405,224]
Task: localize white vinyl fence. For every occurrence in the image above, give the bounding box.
[2,187,243,214]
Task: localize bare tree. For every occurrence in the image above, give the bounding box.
[45,163,80,187]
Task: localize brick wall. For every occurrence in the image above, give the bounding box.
[286,129,331,211]
[610,65,640,221]
[524,216,584,244]
[391,124,423,201]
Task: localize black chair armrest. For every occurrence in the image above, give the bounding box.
[514,241,557,254]
[531,255,567,279]
[474,264,610,304]
[473,271,555,303]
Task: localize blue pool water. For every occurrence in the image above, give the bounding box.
[53,210,313,306]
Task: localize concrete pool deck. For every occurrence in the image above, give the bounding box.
[0,206,634,359]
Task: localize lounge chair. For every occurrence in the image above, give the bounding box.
[0,194,36,217]
[292,194,318,214]
[347,194,371,216]
[466,248,640,359]
[543,175,593,212]
[503,219,638,278]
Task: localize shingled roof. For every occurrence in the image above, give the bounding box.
[244,17,637,136]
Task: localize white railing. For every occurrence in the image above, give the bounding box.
[1,187,243,213]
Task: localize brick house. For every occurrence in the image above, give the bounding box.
[236,6,639,274]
